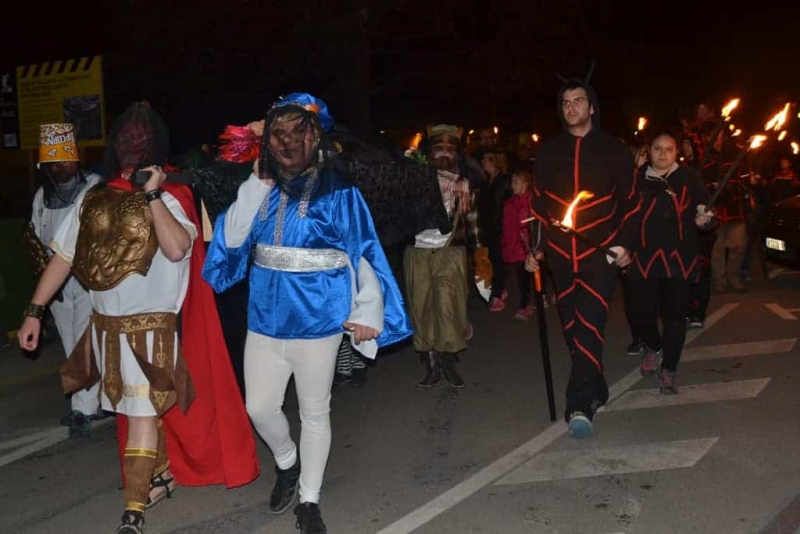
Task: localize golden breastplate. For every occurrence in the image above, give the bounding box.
[72,187,158,291]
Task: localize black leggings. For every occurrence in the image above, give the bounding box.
[627,277,692,372]
[512,261,532,308]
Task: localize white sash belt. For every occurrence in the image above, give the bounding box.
[254,244,348,272]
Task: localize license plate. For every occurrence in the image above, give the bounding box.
[766,238,786,252]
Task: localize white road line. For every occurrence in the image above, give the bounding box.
[0,417,114,469]
[375,303,739,534]
[494,438,719,485]
[765,303,799,320]
[682,339,796,362]
[0,427,60,451]
[605,378,771,411]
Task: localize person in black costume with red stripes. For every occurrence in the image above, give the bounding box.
[525,78,640,438]
[626,129,714,393]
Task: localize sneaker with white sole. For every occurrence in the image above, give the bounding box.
[626,339,645,356]
[567,411,593,439]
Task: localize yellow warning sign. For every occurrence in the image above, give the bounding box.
[16,55,105,150]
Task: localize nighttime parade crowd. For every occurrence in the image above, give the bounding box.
[13,77,799,533]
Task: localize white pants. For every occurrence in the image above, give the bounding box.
[50,277,99,416]
[244,331,341,504]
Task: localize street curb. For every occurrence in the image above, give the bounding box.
[760,493,800,534]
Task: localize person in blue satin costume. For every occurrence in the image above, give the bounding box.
[202,93,412,533]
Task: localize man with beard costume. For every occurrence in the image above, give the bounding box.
[203,92,412,534]
[18,102,258,534]
[24,123,102,437]
[404,124,473,390]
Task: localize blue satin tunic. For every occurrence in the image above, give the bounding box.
[203,171,412,347]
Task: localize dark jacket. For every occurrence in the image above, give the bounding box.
[532,128,639,272]
[627,164,709,280]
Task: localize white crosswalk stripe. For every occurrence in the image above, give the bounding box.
[605,378,771,411]
[494,437,719,485]
[682,339,796,362]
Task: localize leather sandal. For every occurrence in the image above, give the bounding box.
[146,470,175,509]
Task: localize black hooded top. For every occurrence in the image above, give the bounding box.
[532,81,640,272]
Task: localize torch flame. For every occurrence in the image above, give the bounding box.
[721,98,739,121]
[778,130,788,141]
[764,103,791,132]
[732,129,742,137]
[792,142,800,155]
[532,133,540,142]
[560,191,595,229]
[410,132,422,149]
[750,135,767,149]
[637,117,647,131]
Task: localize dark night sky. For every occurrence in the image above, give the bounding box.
[2,0,798,151]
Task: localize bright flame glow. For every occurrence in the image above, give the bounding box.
[750,135,767,149]
[493,126,499,134]
[721,98,740,121]
[729,123,735,131]
[468,129,475,135]
[637,117,647,131]
[778,130,788,141]
[765,103,790,131]
[732,129,742,137]
[792,142,800,155]
[410,132,422,149]
[560,191,595,229]
[532,133,540,142]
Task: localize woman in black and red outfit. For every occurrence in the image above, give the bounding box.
[628,129,715,393]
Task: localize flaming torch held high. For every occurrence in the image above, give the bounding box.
[765,103,790,131]
[704,101,790,212]
[721,98,740,121]
[701,98,740,168]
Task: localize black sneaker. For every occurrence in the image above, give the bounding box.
[331,372,351,391]
[269,460,301,514]
[626,339,645,356]
[68,411,91,438]
[686,317,704,329]
[350,367,367,388]
[294,502,327,534]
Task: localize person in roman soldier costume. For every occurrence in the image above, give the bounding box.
[203,92,413,534]
[17,102,258,534]
[23,123,102,437]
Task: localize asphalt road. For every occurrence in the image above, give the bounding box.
[1,265,799,534]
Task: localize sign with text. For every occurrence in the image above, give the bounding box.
[16,55,105,150]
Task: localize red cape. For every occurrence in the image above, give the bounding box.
[109,177,259,488]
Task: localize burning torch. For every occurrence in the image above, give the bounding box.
[705,103,790,212]
[700,98,740,169]
[521,191,621,259]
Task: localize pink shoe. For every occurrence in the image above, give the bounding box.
[514,305,534,320]
[489,297,506,312]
